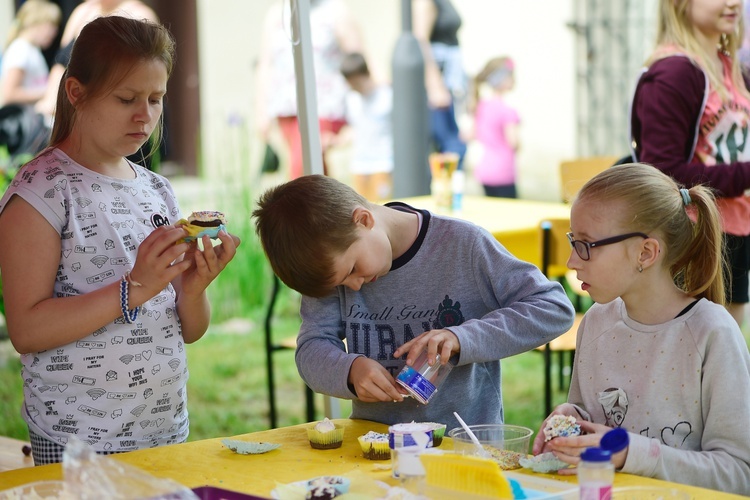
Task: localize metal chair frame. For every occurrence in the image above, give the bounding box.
[264,274,315,428]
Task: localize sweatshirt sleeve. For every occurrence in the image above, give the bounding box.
[619,323,750,494]
[295,292,360,400]
[633,56,750,197]
[447,230,576,365]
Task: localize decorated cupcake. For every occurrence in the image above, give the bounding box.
[176,210,227,243]
[307,418,344,449]
[357,431,390,460]
[543,414,581,442]
[422,422,447,446]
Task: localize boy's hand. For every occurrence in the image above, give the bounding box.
[348,357,406,403]
[393,329,460,368]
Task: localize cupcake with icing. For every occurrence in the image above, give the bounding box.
[543,414,581,442]
[357,431,390,460]
[307,418,344,449]
[422,422,447,446]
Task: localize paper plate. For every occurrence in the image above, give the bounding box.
[270,479,388,500]
[221,438,281,455]
[519,452,570,473]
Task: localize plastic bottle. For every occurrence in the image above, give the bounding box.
[577,447,614,500]
[451,169,464,213]
[395,350,454,404]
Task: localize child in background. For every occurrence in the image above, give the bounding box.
[532,164,750,494]
[253,174,575,429]
[254,0,363,179]
[36,0,159,120]
[471,56,520,198]
[0,0,61,106]
[630,0,750,326]
[0,16,239,465]
[339,52,393,201]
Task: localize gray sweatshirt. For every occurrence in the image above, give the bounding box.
[295,204,576,431]
[570,298,750,495]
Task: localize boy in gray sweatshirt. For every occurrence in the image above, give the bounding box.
[253,175,575,429]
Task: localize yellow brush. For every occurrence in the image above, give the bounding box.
[420,452,513,498]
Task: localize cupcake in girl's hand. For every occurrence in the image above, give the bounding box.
[177,210,227,243]
[307,418,344,449]
[543,414,581,441]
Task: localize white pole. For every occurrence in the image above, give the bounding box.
[290,0,324,176]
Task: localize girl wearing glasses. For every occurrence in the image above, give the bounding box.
[532,163,750,494]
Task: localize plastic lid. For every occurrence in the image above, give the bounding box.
[600,427,629,454]
[580,447,611,462]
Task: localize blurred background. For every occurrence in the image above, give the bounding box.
[0,0,672,443]
[0,0,658,199]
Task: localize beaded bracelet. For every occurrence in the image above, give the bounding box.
[120,275,140,324]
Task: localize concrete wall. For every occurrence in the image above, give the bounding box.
[196,0,577,201]
[0,1,11,49]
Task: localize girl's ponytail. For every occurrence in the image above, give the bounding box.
[674,185,725,304]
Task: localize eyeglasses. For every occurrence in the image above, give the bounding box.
[566,232,649,261]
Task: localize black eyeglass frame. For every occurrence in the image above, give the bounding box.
[566,232,649,261]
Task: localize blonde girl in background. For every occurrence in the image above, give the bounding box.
[0,0,61,107]
[36,0,159,119]
[532,164,750,494]
[470,56,520,198]
[630,0,750,327]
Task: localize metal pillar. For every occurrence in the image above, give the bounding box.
[391,0,430,197]
[290,0,324,176]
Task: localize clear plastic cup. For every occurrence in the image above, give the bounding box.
[396,350,453,404]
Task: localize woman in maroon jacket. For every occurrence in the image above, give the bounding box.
[631,0,750,326]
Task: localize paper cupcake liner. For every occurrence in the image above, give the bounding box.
[357,436,390,460]
[421,422,447,446]
[307,426,344,449]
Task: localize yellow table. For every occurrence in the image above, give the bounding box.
[397,195,571,271]
[0,419,743,499]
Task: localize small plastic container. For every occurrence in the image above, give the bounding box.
[451,170,465,212]
[389,423,434,478]
[577,447,614,500]
[392,445,425,478]
[396,350,453,404]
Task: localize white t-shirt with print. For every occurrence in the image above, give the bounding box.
[0,148,189,452]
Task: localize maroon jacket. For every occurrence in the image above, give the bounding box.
[631,55,750,198]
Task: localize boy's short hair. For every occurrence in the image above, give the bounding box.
[253,175,371,297]
[340,52,369,79]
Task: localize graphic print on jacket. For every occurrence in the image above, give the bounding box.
[1,148,189,451]
[346,294,464,376]
[600,386,693,449]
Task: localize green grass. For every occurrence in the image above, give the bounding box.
[2,132,744,450]
[0,314,564,443]
[2,300,747,445]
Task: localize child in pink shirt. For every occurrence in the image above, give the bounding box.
[472,56,520,198]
